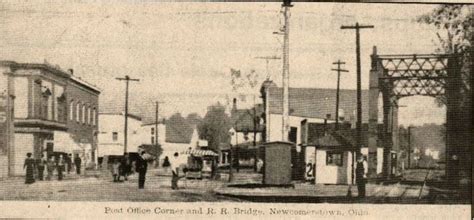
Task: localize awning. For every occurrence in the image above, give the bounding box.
[53,131,82,153]
[181,149,218,157]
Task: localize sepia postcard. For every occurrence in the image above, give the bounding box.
[0,0,472,219]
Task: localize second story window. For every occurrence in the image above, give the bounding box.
[82,104,86,124]
[92,108,97,126]
[76,102,80,122]
[112,132,118,142]
[88,107,91,125]
[69,101,74,121]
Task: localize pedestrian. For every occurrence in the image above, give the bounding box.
[356,154,368,198]
[46,156,55,181]
[74,155,82,175]
[170,152,180,190]
[112,159,120,182]
[120,153,131,181]
[57,155,65,181]
[162,156,170,173]
[37,153,47,181]
[66,154,72,174]
[24,153,36,184]
[135,151,148,189]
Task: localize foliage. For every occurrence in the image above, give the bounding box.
[197,103,232,150]
[417,5,473,107]
[417,5,473,54]
[230,68,260,92]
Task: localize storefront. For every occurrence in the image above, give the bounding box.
[181,148,218,179]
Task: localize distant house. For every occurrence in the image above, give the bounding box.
[220,98,264,167]
[157,119,199,166]
[140,120,166,147]
[97,112,143,159]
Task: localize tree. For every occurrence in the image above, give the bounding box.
[417,5,473,106]
[198,103,231,150]
[166,112,194,143]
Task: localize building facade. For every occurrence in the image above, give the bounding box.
[97,113,143,158]
[0,61,100,177]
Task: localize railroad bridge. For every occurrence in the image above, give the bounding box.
[367,46,472,185]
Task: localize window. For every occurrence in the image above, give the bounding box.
[87,107,91,125]
[151,136,155,144]
[326,151,343,166]
[54,85,65,122]
[76,102,80,122]
[82,105,86,123]
[92,108,97,126]
[288,127,297,143]
[151,127,155,135]
[69,101,74,121]
[112,132,118,142]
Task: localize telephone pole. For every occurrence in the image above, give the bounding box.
[331,60,348,130]
[274,0,293,141]
[341,22,373,198]
[115,75,140,154]
[255,56,281,80]
[155,101,164,146]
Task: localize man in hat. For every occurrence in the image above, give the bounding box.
[136,151,148,189]
[356,154,368,198]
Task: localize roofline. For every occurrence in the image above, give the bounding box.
[98,112,142,121]
[268,86,369,92]
[0,60,102,93]
[142,121,165,126]
[70,75,102,94]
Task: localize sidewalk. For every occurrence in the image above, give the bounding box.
[212,172,441,204]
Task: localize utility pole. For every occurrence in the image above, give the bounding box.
[155,101,164,146]
[407,126,412,169]
[331,60,348,130]
[115,75,139,154]
[277,0,293,141]
[255,56,281,80]
[341,22,373,198]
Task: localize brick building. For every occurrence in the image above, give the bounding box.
[0,61,100,177]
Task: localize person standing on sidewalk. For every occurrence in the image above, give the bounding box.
[170,152,180,190]
[136,151,148,189]
[37,153,47,181]
[46,156,55,181]
[74,155,82,175]
[120,153,131,181]
[57,155,65,181]
[112,159,120,182]
[66,154,72,174]
[356,155,368,198]
[24,153,36,184]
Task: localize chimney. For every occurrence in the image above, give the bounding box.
[68,69,74,75]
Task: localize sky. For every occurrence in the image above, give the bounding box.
[0,1,448,125]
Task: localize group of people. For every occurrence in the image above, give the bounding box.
[24,152,82,184]
[110,151,151,189]
[111,154,132,182]
[109,151,181,190]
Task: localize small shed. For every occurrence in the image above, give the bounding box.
[303,133,356,185]
[263,141,294,185]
